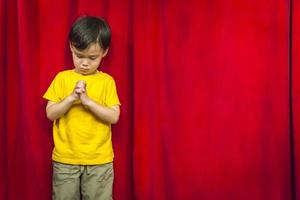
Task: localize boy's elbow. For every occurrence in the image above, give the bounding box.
[111,113,120,124]
[47,115,55,122]
[46,111,56,121]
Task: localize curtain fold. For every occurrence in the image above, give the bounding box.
[292,0,300,199]
[0,0,297,199]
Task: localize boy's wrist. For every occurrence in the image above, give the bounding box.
[82,98,93,108]
[66,94,77,102]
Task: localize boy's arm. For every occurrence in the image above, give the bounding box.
[46,95,77,121]
[80,93,120,124]
[46,81,83,121]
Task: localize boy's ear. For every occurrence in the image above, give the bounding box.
[102,48,109,57]
[69,42,74,52]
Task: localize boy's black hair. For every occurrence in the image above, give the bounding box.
[69,16,111,51]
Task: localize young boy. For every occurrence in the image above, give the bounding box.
[43,16,120,200]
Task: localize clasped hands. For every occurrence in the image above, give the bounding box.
[71,80,91,106]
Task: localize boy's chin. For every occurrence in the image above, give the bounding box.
[75,69,97,75]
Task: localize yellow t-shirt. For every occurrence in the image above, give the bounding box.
[43,69,120,165]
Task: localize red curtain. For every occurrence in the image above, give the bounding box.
[293,0,300,199]
[0,0,297,199]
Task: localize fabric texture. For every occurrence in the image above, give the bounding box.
[52,162,114,200]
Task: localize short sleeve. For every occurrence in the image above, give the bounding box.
[43,72,64,102]
[105,77,121,107]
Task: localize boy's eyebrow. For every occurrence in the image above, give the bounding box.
[74,52,99,57]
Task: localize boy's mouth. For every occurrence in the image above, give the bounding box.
[79,68,89,72]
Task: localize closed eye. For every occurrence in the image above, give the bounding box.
[89,57,98,60]
[76,54,84,58]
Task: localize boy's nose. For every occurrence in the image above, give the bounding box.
[81,59,89,66]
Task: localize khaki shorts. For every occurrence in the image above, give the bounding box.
[52,162,114,200]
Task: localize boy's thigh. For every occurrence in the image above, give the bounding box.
[52,162,81,200]
[81,162,114,200]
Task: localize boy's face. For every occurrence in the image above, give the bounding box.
[70,42,108,75]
